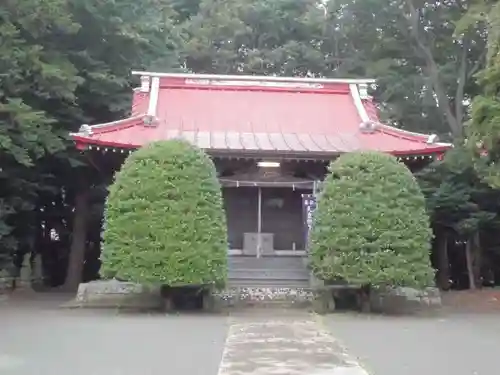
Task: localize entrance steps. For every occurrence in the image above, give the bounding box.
[228,255,309,269]
[222,255,314,309]
[228,255,310,288]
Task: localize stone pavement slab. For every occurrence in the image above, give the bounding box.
[218,313,369,375]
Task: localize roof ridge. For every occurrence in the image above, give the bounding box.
[377,123,430,141]
[70,114,146,137]
[360,98,443,144]
[131,71,376,85]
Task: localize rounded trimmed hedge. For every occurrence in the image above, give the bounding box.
[309,151,434,289]
[101,140,227,287]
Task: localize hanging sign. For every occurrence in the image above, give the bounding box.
[301,193,317,246]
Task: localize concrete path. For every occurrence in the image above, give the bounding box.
[219,313,368,375]
[326,313,500,375]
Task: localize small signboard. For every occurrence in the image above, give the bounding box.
[301,193,317,247]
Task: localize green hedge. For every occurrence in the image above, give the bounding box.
[101,140,227,287]
[309,151,434,289]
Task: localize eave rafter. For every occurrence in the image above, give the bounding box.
[80,143,440,163]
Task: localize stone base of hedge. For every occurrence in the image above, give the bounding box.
[63,280,164,311]
[64,280,222,312]
[369,286,442,315]
[63,280,441,315]
[312,285,442,315]
[0,269,13,292]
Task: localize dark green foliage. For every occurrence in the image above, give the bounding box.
[102,140,228,287]
[309,151,434,289]
[183,0,331,76]
[0,0,182,269]
[466,2,500,188]
[417,147,498,237]
[0,0,80,267]
[417,146,500,289]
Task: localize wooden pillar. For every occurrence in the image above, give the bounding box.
[256,186,262,258]
[62,185,90,292]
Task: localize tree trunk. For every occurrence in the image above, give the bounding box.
[62,188,90,292]
[473,231,482,289]
[436,233,450,290]
[465,238,476,290]
[358,284,371,313]
[403,0,462,137]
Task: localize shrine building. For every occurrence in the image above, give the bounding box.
[70,72,451,288]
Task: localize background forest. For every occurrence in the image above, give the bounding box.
[1,0,500,290]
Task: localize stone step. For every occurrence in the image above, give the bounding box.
[216,286,315,309]
[227,255,311,293]
[228,268,309,280]
[228,256,308,270]
[228,278,310,288]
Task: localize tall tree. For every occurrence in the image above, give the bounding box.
[418,147,499,289]
[331,0,487,139]
[466,1,500,188]
[0,0,81,269]
[0,0,183,284]
[60,0,184,290]
[182,0,331,75]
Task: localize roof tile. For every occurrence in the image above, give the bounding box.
[226,132,243,150]
[196,131,211,149]
[240,132,259,150]
[283,133,306,152]
[210,132,228,150]
[297,133,322,152]
[254,132,275,151]
[268,133,290,151]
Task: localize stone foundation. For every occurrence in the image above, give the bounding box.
[64,282,442,314]
[215,287,315,309]
[67,284,318,311]
[0,269,12,293]
[65,280,163,310]
[369,286,442,315]
[311,285,443,315]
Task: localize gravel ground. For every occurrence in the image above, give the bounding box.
[0,297,228,375]
[326,312,500,375]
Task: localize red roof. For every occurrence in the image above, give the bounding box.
[71,73,450,157]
